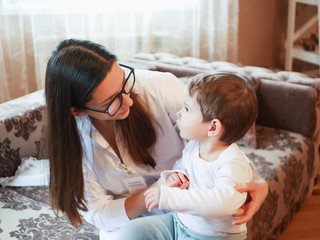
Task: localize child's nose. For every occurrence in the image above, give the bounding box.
[176,110,181,119]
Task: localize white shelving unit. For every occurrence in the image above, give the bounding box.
[285,0,320,71]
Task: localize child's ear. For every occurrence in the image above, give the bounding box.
[71,107,85,117]
[208,119,223,137]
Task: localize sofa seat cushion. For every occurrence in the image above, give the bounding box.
[240,125,318,240]
[0,186,99,239]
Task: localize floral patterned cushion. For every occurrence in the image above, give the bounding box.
[240,125,318,240]
[237,124,257,148]
[0,90,47,178]
[0,186,99,239]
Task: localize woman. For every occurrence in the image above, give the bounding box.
[45,39,268,238]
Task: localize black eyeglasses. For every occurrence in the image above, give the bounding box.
[82,64,135,116]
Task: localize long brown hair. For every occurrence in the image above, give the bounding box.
[45,39,157,227]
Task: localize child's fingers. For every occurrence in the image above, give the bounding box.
[148,201,159,212]
[178,173,189,183]
[167,174,175,182]
[144,187,160,211]
[167,173,181,187]
[179,180,189,189]
[146,200,153,211]
[167,181,178,187]
[168,174,181,185]
[145,195,153,209]
[145,196,157,212]
[144,190,156,204]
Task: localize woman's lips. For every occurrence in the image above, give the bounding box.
[119,108,129,115]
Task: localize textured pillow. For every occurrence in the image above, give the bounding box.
[0,90,47,178]
[0,110,46,178]
[0,157,49,187]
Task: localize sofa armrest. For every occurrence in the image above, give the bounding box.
[0,90,47,178]
[256,80,317,139]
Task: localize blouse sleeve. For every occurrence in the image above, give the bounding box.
[81,160,130,232]
[135,69,186,126]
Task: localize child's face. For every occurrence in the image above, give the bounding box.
[176,89,210,141]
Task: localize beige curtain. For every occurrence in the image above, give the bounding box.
[0,0,238,103]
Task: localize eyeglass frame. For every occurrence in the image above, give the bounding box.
[82,63,135,116]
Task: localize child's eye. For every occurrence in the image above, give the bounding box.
[184,106,189,112]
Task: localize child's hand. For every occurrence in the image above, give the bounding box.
[167,172,189,189]
[144,187,161,212]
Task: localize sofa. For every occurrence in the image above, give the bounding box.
[0,52,319,240]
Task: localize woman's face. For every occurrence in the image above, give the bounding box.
[84,62,134,121]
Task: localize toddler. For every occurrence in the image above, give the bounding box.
[117,73,258,240]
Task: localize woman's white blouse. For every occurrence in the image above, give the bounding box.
[75,69,186,232]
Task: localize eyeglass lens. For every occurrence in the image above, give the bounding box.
[123,67,134,93]
[107,67,134,116]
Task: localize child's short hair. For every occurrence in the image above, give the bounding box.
[187,73,258,144]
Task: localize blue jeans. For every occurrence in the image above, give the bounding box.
[116,213,174,240]
[116,213,247,240]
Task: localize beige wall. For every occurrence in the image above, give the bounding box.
[238,0,288,69]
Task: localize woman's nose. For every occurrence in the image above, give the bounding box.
[122,93,133,107]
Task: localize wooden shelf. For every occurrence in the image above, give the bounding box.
[285,0,320,72]
[293,45,320,65]
[297,0,318,6]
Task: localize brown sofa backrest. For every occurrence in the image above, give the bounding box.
[128,52,320,141]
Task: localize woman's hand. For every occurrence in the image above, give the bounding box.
[232,166,268,225]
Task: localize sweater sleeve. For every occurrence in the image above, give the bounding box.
[159,159,251,218]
